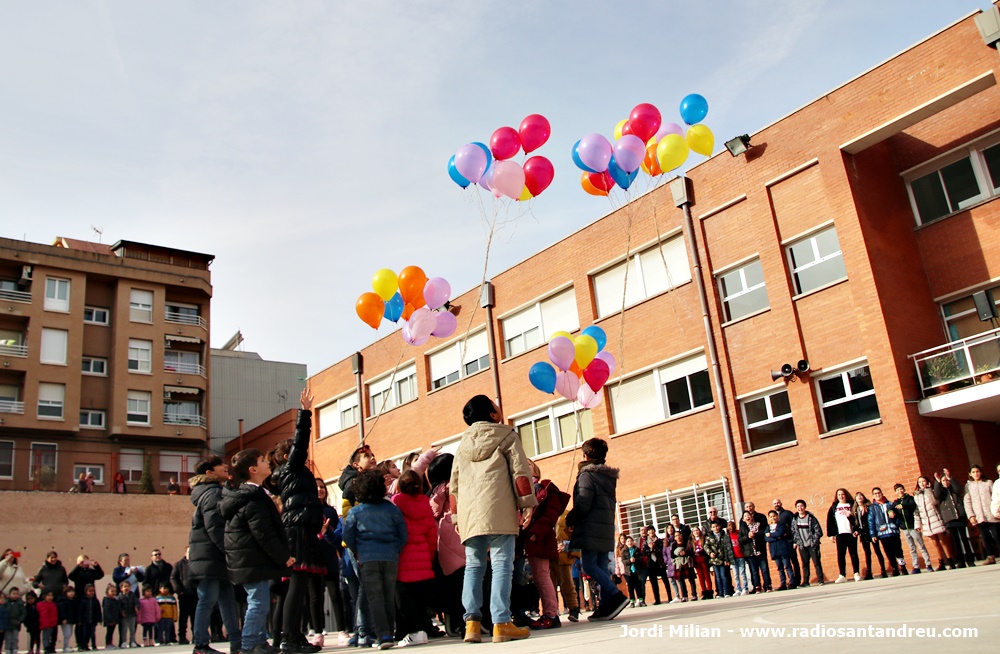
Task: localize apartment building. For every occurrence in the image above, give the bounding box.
[0,236,213,492]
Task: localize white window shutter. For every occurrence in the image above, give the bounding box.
[539,288,579,336]
[610,371,661,433]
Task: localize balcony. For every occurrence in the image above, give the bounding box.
[164,361,207,378]
[910,328,1000,421]
[0,288,31,304]
[165,311,206,329]
[163,413,206,428]
[0,341,27,357]
[0,400,24,414]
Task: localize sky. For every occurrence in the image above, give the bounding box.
[0,0,985,373]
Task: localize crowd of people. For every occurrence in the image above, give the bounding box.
[4,389,1000,651]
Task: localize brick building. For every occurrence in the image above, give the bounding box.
[0,236,213,492]
[309,7,1000,577]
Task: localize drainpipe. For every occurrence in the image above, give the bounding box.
[481,282,504,413]
[238,418,244,451]
[352,352,365,444]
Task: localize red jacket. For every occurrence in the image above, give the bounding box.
[520,479,570,560]
[392,492,438,583]
[37,600,59,630]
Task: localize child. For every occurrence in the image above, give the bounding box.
[37,591,57,654]
[670,533,696,602]
[5,587,25,654]
[100,584,120,649]
[727,521,748,595]
[391,470,438,646]
[24,591,40,654]
[56,586,76,653]
[343,469,408,650]
[0,592,8,654]
[220,448,294,654]
[77,585,101,651]
[518,461,570,629]
[690,527,714,600]
[622,537,644,607]
[766,510,795,590]
[704,522,735,598]
[136,585,160,647]
[116,583,138,648]
[791,501,825,586]
[154,585,177,646]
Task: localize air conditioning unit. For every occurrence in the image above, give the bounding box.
[163,392,172,400]
[20,265,33,282]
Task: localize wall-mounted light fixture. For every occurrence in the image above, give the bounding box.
[725,134,752,157]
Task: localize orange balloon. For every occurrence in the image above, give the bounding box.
[569,360,584,379]
[398,266,428,305]
[356,293,384,329]
[580,172,608,197]
[643,143,662,176]
[401,303,416,321]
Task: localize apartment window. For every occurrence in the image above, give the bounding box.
[128,339,152,373]
[40,329,68,365]
[164,350,201,375]
[515,402,594,458]
[73,464,104,485]
[0,441,12,478]
[81,357,108,376]
[662,357,712,418]
[610,354,712,434]
[120,448,144,482]
[83,306,110,325]
[318,391,360,438]
[165,303,202,325]
[741,389,796,452]
[28,443,57,480]
[618,479,732,537]
[907,140,1000,225]
[942,287,1000,341]
[0,385,19,414]
[129,289,154,322]
[44,277,70,312]
[37,383,65,419]
[428,330,490,390]
[786,226,847,295]
[127,391,151,425]
[502,288,579,358]
[718,258,769,323]
[817,364,880,432]
[592,235,691,317]
[164,401,202,426]
[80,410,106,429]
[159,451,197,485]
[368,364,417,416]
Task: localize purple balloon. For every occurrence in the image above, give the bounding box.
[431,310,457,338]
[479,161,494,191]
[547,336,576,372]
[594,350,617,376]
[654,122,685,142]
[577,133,613,173]
[401,322,428,347]
[555,370,580,401]
[455,143,487,183]
[614,135,645,174]
[423,277,451,310]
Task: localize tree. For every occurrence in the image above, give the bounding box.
[138,455,155,494]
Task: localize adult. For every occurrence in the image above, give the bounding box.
[77,473,90,494]
[113,472,127,494]
[68,555,104,591]
[171,547,197,645]
[772,499,800,587]
[825,488,861,583]
[450,395,538,643]
[188,454,242,654]
[1,549,30,595]
[669,514,692,546]
[791,500,824,586]
[167,477,181,495]
[914,475,955,570]
[738,505,770,593]
[935,469,974,567]
[705,507,728,532]
[992,463,1000,520]
[964,465,999,565]
[112,553,145,592]
[33,550,69,599]
[145,548,174,592]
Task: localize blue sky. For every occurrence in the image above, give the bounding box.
[0,0,984,371]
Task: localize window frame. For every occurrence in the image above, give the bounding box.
[367,364,417,418]
[499,287,579,359]
[0,440,13,479]
[590,233,692,319]
[28,442,57,480]
[716,258,769,324]
[904,132,1000,226]
[83,306,110,325]
[126,390,152,426]
[44,277,70,312]
[609,352,713,435]
[127,339,153,373]
[785,225,848,296]
[740,388,796,453]
[129,289,154,323]
[81,356,108,376]
[618,479,733,538]
[427,329,491,391]
[39,328,69,366]
[37,383,66,420]
[815,363,880,434]
[513,401,595,459]
[73,464,105,486]
[119,448,144,482]
[80,409,106,429]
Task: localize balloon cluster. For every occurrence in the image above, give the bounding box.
[528,326,617,409]
[449,114,555,201]
[573,95,713,196]
[356,267,458,346]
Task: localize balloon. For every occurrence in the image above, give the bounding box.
[569,360,583,378]
[686,124,714,156]
[407,307,437,343]
[583,358,610,393]
[621,121,634,137]
[580,172,607,197]
[572,140,598,173]
[519,114,551,153]
[555,370,580,401]
[518,185,532,202]
[613,119,628,141]
[642,142,663,176]
[594,350,617,376]
[472,141,493,171]
[448,155,470,189]
[529,362,557,394]
[679,94,709,125]
[493,160,526,200]
[398,266,428,305]
[479,161,494,191]
[551,330,574,341]
[523,156,554,196]
[607,156,637,190]
[547,336,576,372]
[383,292,404,323]
[454,143,488,183]
[577,133,613,173]
[423,277,451,310]
[588,170,614,192]
[432,310,457,338]
[613,134,645,174]
[356,293,384,330]
[371,268,398,301]
[656,133,689,172]
[655,122,685,142]
[581,325,607,352]
[573,334,598,369]
[629,103,662,142]
[577,384,603,409]
[490,126,521,160]
[402,303,416,322]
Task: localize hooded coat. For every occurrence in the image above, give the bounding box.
[520,479,570,560]
[187,473,229,581]
[219,483,290,585]
[964,478,999,524]
[429,482,465,576]
[913,487,946,535]
[391,492,438,583]
[449,421,538,542]
[33,560,69,599]
[565,461,619,553]
[270,409,323,532]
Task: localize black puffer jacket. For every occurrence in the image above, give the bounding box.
[270,409,322,531]
[33,560,69,598]
[934,480,967,525]
[566,461,619,553]
[188,473,229,581]
[68,563,104,591]
[220,483,290,585]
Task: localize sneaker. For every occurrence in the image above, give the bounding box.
[638,600,646,607]
[527,616,561,630]
[588,592,630,622]
[567,608,579,623]
[193,646,225,654]
[395,632,427,648]
[376,638,394,650]
[910,568,921,575]
[628,600,635,608]
[854,573,862,582]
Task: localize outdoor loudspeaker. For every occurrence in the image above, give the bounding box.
[771,364,794,381]
[797,359,810,373]
[972,290,998,321]
[351,352,364,375]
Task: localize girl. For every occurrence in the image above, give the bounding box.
[914,476,956,570]
[935,471,974,568]
[24,591,40,654]
[100,584,120,649]
[518,461,570,629]
[36,591,57,654]
[642,529,669,605]
[112,473,126,494]
[728,520,748,596]
[826,488,862,583]
[965,465,999,565]
[854,491,887,579]
[690,527,714,600]
[739,510,767,593]
[314,479,348,644]
[427,454,465,638]
[670,533,696,602]
[77,585,101,651]
[662,525,682,603]
[117,582,139,648]
[391,470,439,644]
[136,585,159,647]
[622,537,645,607]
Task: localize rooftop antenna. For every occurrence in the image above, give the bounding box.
[91,225,104,243]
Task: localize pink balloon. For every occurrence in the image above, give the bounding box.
[431,310,457,338]
[408,307,437,343]
[654,122,684,142]
[555,371,580,401]
[454,144,487,183]
[547,336,576,371]
[490,126,521,161]
[401,321,428,347]
[629,103,662,143]
[614,135,645,174]
[423,278,451,310]
[577,384,603,409]
[479,162,494,191]
[493,160,525,200]
[577,133,612,173]
[583,358,610,392]
[519,114,551,153]
[594,351,617,376]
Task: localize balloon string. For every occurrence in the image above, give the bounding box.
[565,401,583,492]
[360,342,407,446]
[610,190,635,402]
[649,205,685,336]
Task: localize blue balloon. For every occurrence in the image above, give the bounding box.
[572,139,598,173]
[607,156,638,190]
[448,155,471,188]
[471,142,493,172]
[582,325,607,352]
[383,292,404,323]
[679,94,709,126]
[528,361,557,394]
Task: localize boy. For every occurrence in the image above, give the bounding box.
[117,582,139,648]
[154,585,177,645]
[704,521,735,598]
[55,586,76,653]
[765,511,794,590]
[76,585,101,652]
[220,448,294,654]
[892,483,933,574]
[24,591,40,654]
[868,487,907,576]
[791,500,825,586]
[4,588,25,654]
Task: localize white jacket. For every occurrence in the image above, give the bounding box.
[964,479,998,523]
[992,479,1000,520]
[0,556,30,594]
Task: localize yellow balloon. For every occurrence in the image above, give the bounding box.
[573,334,598,369]
[614,119,628,141]
[550,330,573,342]
[519,185,533,202]
[656,134,689,173]
[686,124,714,157]
[371,268,398,301]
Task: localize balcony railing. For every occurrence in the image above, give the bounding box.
[910,328,1000,397]
[164,413,206,428]
[0,289,31,303]
[165,312,206,328]
[164,361,206,377]
[0,400,25,414]
[0,341,27,357]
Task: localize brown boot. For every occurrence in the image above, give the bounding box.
[464,620,482,644]
[492,622,530,643]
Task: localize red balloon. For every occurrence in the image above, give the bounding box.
[519,114,551,153]
[523,156,554,196]
[490,126,521,160]
[621,121,634,137]
[588,170,614,192]
[583,358,610,392]
[629,103,662,143]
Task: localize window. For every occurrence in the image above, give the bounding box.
[501,288,579,358]
[0,385,20,414]
[618,479,733,537]
[83,306,110,325]
[661,356,712,418]
[610,354,712,434]
[159,451,197,485]
[428,330,490,390]
[318,391,360,438]
[515,402,594,458]
[128,339,152,373]
[44,277,70,312]
[741,389,796,452]
[164,401,202,426]
[942,287,1000,341]
[164,351,201,375]
[37,383,65,419]
[129,289,153,322]
[817,364,880,432]
[73,464,104,485]
[368,364,417,416]
[81,357,108,376]
[592,235,691,317]
[165,303,202,326]
[718,259,769,323]
[80,410,106,429]
[119,448,144,482]
[127,391,151,425]
[786,226,847,295]
[907,139,1000,225]
[0,441,13,479]
[40,329,68,365]
[29,443,57,480]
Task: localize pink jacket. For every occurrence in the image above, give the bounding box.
[429,482,465,576]
[392,492,438,583]
[137,596,161,625]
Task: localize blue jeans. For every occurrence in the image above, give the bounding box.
[581,550,620,601]
[713,566,733,597]
[193,578,241,652]
[746,554,772,590]
[462,534,514,624]
[774,554,794,588]
[732,558,748,593]
[242,580,270,651]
